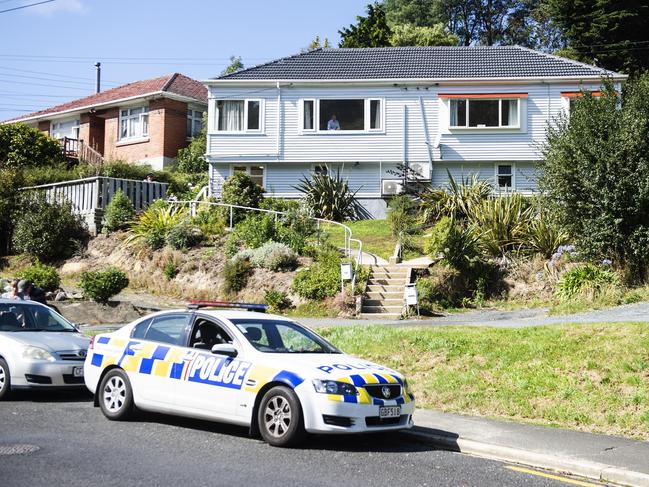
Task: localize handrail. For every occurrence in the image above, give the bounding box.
[20,176,168,191]
[350,237,363,295]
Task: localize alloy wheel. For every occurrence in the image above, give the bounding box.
[263,395,292,438]
[103,376,126,413]
[0,365,5,389]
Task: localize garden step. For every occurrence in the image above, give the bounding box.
[361,305,404,313]
[370,266,404,272]
[370,271,408,278]
[363,299,403,307]
[365,291,403,300]
[358,313,401,319]
[366,284,404,292]
[367,279,406,286]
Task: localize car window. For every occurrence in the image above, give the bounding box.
[131,318,152,339]
[143,314,190,346]
[231,319,340,354]
[189,318,233,350]
[0,302,75,332]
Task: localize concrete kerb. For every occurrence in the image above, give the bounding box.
[403,428,649,487]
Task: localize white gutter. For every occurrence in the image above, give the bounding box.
[402,105,407,163]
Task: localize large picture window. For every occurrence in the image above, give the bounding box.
[119,106,149,140]
[301,98,383,132]
[214,99,262,132]
[450,98,519,128]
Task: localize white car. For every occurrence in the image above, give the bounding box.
[0,298,90,399]
[84,305,415,446]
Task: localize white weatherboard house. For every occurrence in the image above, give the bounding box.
[203,46,625,218]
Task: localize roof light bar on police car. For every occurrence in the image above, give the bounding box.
[186,300,267,312]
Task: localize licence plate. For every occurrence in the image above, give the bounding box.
[73,367,84,378]
[379,406,401,419]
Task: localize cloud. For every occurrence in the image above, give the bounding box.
[28,0,86,16]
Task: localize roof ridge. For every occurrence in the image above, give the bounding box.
[161,72,179,92]
[216,50,320,80]
[511,45,620,76]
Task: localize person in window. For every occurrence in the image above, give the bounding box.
[327,114,340,130]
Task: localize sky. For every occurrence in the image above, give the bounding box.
[0,0,369,120]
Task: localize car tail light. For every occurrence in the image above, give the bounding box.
[88,336,95,350]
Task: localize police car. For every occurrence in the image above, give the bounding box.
[84,302,415,446]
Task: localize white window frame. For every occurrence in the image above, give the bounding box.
[300,98,386,134]
[300,99,317,132]
[51,118,80,140]
[118,105,149,141]
[230,164,266,188]
[449,98,520,129]
[187,108,204,138]
[494,163,515,190]
[212,99,264,134]
[366,98,383,131]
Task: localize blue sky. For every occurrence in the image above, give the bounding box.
[0,0,369,119]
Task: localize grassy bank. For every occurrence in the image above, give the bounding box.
[318,323,649,439]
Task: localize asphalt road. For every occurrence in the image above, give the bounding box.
[0,390,610,487]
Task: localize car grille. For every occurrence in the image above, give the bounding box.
[25,374,52,384]
[62,375,84,385]
[365,415,407,427]
[322,415,355,427]
[363,384,401,400]
[57,351,87,361]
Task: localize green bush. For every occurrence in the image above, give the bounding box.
[0,123,64,169]
[104,190,135,232]
[12,195,88,262]
[241,241,298,271]
[294,170,360,222]
[166,222,203,250]
[556,264,620,300]
[524,210,569,258]
[126,204,187,250]
[291,249,341,300]
[221,256,252,295]
[79,268,129,303]
[175,113,207,174]
[420,172,492,224]
[191,206,226,240]
[16,261,60,292]
[425,217,480,272]
[231,213,277,249]
[0,168,24,255]
[265,289,292,313]
[101,160,152,180]
[22,163,94,186]
[163,260,178,281]
[220,172,264,224]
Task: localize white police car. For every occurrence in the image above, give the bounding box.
[84,302,415,446]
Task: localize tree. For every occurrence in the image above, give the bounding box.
[389,23,459,46]
[339,3,392,48]
[0,168,24,255]
[176,113,207,173]
[540,75,649,282]
[221,55,244,76]
[308,36,330,50]
[0,123,64,169]
[547,0,649,74]
[383,0,440,26]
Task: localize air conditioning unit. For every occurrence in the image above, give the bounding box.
[382,179,404,196]
[408,163,431,180]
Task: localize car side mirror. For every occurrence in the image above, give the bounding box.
[211,343,238,358]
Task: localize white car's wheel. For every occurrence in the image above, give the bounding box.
[258,386,306,447]
[98,369,134,420]
[0,359,10,400]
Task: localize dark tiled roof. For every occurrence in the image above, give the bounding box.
[216,46,619,81]
[5,73,207,123]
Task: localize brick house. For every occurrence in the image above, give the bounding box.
[3,73,207,170]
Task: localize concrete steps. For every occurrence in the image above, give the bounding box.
[360,265,410,319]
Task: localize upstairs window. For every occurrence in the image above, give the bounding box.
[449,97,520,128]
[119,106,149,140]
[214,99,262,132]
[303,99,315,131]
[187,109,204,137]
[301,98,383,132]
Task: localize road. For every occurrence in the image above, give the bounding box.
[0,390,610,487]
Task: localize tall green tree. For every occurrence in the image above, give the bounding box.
[339,3,392,48]
[308,36,331,50]
[221,55,244,76]
[390,23,459,46]
[547,0,649,74]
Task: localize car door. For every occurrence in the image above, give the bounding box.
[174,315,252,419]
[122,312,192,408]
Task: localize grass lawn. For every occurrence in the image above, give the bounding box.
[318,323,649,440]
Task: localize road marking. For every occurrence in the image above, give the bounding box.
[505,466,603,486]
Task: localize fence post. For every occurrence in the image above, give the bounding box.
[229,206,233,229]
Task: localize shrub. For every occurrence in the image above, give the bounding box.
[0,123,64,169]
[425,217,480,272]
[12,194,88,262]
[524,210,570,258]
[163,260,178,281]
[294,170,360,222]
[231,213,277,249]
[265,289,292,313]
[103,190,135,232]
[221,256,252,295]
[16,261,60,292]
[249,242,298,271]
[0,168,24,255]
[387,195,418,253]
[291,249,341,300]
[79,268,129,303]
[556,264,620,300]
[220,172,264,224]
[166,221,203,250]
[126,204,188,250]
[175,113,207,174]
[420,172,492,224]
[274,204,317,255]
[101,160,152,180]
[192,206,226,240]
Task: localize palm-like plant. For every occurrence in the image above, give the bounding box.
[125,204,188,249]
[294,169,360,222]
[420,171,492,224]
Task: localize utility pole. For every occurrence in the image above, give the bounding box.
[94,62,101,93]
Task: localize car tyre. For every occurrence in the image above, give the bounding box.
[0,358,11,400]
[258,386,306,447]
[98,369,135,421]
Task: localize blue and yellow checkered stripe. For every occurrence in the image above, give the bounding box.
[327,373,413,405]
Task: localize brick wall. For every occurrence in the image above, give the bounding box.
[79,112,105,154]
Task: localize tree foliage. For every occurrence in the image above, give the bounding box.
[0,123,64,169]
[221,55,244,76]
[339,3,393,48]
[176,113,207,173]
[540,75,649,282]
[389,23,458,46]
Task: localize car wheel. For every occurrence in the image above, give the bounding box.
[0,358,10,400]
[258,386,306,447]
[98,369,134,421]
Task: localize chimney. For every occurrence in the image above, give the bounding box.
[94,62,101,93]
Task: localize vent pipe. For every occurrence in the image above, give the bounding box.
[94,62,101,93]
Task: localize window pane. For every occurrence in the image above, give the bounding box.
[217,100,244,131]
[120,119,128,138]
[233,165,247,174]
[144,314,190,346]
[303,100,314,130]
[319,99,364,130]
[469,100,499,127]
[194,118,202,136]
[450,99,467,126]
[247,100,260,130]
[121,109,128,117]
[370,100,381,129]
[129,117,140,137]
[187,117,192,136]
[501,99,518,126]
[130,107,142,116]
[497,165,512,188]
[250,166,263,176]
[141,114,148,135]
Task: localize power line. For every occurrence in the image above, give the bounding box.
[0,77,90,91]
[0,66,123,85]
[0,92,83,98]
[0,71,112,88]
[0,53,269,62]
[0,0,56,14]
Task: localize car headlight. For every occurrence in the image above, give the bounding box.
[23,346,56,362]
[403,378,414,398]
[312,379,358,396]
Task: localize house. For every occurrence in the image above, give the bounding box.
[3,73,207,170]
[203,46,625,218]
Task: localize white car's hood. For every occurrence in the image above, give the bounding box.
[5,331,90,353]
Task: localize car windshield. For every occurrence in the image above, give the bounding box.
[0,302,77,332]
[231,319,341,354]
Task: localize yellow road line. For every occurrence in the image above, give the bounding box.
[505,466,603,487]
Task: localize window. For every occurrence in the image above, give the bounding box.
[313,164,328,176]
[119,106,149,140]
[214,99,261,132]
[189,318,232,350]
[187,109,203,137]
[369,99,382,130]
[319,99,364,131]
[233,165,264,188]
[302,100,315,131]
[143,313,190,346]
[231,319,341,354]
[51,119,80,140]
[496,164,513,189]
[450,99,519,128]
